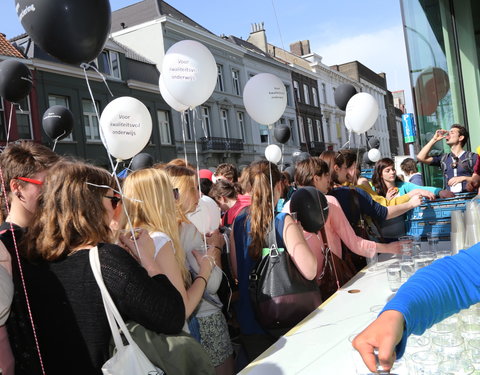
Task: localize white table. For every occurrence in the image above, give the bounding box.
[239,242,453,375]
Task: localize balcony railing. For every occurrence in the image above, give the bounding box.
[200,137,244,152]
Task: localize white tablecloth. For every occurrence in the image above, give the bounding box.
[239,242,452,375]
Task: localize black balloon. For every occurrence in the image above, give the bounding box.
[274,124,291,144]
[334,83,358,111]
[16,0,111,65]
[0,59,32,102]
[363,152,374,165]
[42,105,74,140]
[290,187,329,233]
[131,153,154,171]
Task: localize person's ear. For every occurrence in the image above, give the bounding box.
[333,164,340,173]
[10,179,22,199]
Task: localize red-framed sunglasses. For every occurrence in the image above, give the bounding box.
[17,177,43,185]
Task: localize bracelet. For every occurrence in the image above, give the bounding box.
[194,275,208,289]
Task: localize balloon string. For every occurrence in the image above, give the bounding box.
[52,131,66,152]
[281,144,285,171]
[180,111,188,163]
[191,107,208,249]
[0,166,47,375]
[271,0,286,51]
[82,66,142,261]
[341,130,352,149]
[80,63,114,98]
[5,104,14,145]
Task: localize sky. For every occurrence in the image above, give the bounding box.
[0,0,413,110]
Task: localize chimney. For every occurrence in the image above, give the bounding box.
[290,40,311,56]
[247,22,267,53]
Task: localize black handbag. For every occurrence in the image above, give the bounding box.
[248,213,322,335]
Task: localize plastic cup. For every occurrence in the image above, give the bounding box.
[410,351,442,375]
[400,258,415,283]
[431,334,465,360]
[427,233,439,253]
[451,211,465,233]
[366,253,378,272]
[436,249,452,259]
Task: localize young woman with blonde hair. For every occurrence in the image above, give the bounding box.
[14,160,185,374]
[162,164,234,375]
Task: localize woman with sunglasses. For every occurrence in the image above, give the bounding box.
[0,141,59,375]
[12,160,185,374]
[162,165,234,375]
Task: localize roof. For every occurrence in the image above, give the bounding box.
[111,0,213,35]
[110,39,156,65]
[226,35,270,59]
[0,33,24,58]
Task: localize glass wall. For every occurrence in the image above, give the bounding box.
[400,0,480,187]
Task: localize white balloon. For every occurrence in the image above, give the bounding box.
[368,148,382,163]
[187,195,221,235]
[99,97,152,160]
[162,40,217,108]
[159,74,189,112]
[265,144,282,164]
[345,93,379,134]
[243,73,287,125]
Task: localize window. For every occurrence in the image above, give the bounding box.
[216,64,225,92]
[232,69,241,95]
[237,111,246,141]
[324,117,330,142]
[200,106,211,138]
[298,116,306,143]
[220,109,229,138]
[303,84,310,105]
[259,125,269,143]
[0,99,5,140]
[157,110,172,145]
[48,95,73,141]
[307,118,314,141]
[182,111,192,141]
[285,84,292,106]
[321,83,327,103]
[312,87,319,107]
[289,119,295,142]
[315,119,323,142]
[16,97,32,139]
[99,50,121,79]
[293,81,300,102]
[82,99,101,142]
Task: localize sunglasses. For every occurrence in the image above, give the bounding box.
[17,177,43,185]
[451,156,459,169]
[104,195,122,210]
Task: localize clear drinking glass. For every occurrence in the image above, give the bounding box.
[366,253,378,272]
[410,351,442,375]
[386,262,402,292]
[436,249,452,259]
[438,357,474,375]
[432,334,465,360]
[427,233,439,253]
[400,258,415,283]
[466,338,480,370]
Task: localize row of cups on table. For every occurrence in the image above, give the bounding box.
[386,234,449,293]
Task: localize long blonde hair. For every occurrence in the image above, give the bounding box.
[162,165,198,225]
[122,168,190,284]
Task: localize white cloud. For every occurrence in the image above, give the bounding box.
[313,25,414,112]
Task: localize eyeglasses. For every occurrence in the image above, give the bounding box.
[104,195,122,210]
[173,188,179,200]
[17,177,43,185]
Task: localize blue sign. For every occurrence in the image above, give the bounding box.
[401,113,416,143]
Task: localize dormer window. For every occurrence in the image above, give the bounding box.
[98,50,121,79]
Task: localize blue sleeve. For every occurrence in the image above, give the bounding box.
[397,181,441,196]
[381,243,480,358]
[430,154,442,167]
[409,174,424,186]
[355,187,388,220]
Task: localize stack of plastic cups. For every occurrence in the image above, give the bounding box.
[451,210,465,254]
[464,201,480,249]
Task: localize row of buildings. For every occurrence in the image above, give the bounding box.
[0,0,407,168]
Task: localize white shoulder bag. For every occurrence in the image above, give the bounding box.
[89,246,164,375]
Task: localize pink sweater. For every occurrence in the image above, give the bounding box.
[286,195,376,282]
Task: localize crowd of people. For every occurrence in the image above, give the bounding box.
[0,124,479,374]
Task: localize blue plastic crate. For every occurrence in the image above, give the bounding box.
[360,168,373,180]
[407,193,476,220]
[405,218,451,238]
